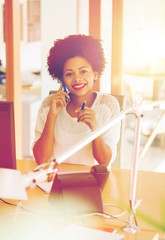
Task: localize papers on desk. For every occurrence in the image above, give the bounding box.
[55,224,125,240]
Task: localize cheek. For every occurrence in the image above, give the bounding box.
[88,77,95,87]
[85,72,95,80]
[64,80,73,91]
[88,73,96,83]
[63,77,71,85]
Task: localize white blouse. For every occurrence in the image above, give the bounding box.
[32,91,121,168]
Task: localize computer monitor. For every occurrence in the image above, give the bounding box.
[0,101,16,169]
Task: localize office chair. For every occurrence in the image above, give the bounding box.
[138,99,165,159]
[124,82,165,160]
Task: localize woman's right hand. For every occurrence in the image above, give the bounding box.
[49,83,70,116]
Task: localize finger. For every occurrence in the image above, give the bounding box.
[51,99,66,111]
[51,94,67,107]
[75,106,88,113]
[77,109,95,118]
[56,98,66,108]
[77,114,94,123]
[54,95,67,106]
[54,90,70,101]
[58,82,63,91]
[77,115,98,130]
[77,116,94,129]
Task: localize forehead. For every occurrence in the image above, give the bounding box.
[63,56,92,71]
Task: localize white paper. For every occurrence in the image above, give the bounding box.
[55,224,125,240]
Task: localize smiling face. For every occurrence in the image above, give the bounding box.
[63,56,98,96]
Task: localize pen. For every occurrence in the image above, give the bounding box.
[81,101,86,110]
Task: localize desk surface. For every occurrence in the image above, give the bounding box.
[124,68,165,79]
[1,159,165,240]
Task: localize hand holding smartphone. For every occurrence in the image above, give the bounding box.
[61,77,69,103]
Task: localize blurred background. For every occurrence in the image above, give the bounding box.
[0,0,165,172]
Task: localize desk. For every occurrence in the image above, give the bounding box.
[1,159,164,240]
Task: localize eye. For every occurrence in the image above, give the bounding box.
[65,72,72,77]
[81,69,88,75]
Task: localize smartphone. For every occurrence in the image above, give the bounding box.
[61,77,69,103]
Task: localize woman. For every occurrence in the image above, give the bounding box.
[32,34,120,168]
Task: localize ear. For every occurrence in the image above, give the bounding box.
[93,72,98,81]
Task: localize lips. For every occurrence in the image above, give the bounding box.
[72,83,86,90]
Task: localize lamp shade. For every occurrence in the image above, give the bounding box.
[0,168,28,200]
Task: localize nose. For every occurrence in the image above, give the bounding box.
[73,72,82,82]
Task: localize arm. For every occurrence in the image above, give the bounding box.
[33,113,57,165]
[92,135,112,166]
[33,90,70,165]
[77,107,112,166]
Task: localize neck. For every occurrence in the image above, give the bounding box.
[66,91,96,118]
[69,91,95,108]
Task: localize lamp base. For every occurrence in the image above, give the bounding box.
[122,223,140,234]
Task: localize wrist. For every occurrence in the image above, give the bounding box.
[47,110,58,120]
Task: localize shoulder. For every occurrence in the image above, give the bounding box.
[38,95,52,113]
[95,92,120,111]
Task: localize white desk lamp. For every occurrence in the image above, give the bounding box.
[0,100,143,233]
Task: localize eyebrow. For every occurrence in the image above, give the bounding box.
[64,66,89,72]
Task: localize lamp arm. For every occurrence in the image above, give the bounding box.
[22,167,58,189]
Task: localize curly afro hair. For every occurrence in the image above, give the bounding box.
[47,34,106,82]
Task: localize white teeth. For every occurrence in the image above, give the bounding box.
[73,84,85,89]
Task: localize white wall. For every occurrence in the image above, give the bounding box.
[123,0,165,99]
[77,0,89,35]
[123,0,165,69]
[40,0,78,99]
[100,0,112,94]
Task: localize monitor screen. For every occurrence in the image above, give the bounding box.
[0,101,16,169]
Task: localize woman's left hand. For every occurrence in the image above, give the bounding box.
[76,106,98,131]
